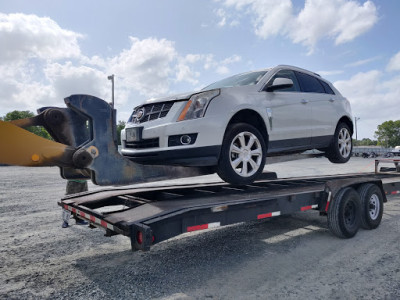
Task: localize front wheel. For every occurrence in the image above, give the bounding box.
[217,123,266,185]
[326,122,352,163]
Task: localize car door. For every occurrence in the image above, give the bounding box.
[263,69,312,151]
[294,71,340,147]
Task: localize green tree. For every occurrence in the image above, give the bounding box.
[374,120,400,147]
[3,110,52,140]
[354,138,378,146]
[116,120,126,145]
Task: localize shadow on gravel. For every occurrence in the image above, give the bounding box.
[70,212,330,299]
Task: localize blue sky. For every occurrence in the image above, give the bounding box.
[1,0,399,139]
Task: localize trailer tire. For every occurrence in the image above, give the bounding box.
[327,187,361,238]
[357,184,383,230]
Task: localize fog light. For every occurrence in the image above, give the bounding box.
[168,133,198,147]
[180,135,191,145]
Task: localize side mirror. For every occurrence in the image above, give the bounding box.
[266,78,293,92]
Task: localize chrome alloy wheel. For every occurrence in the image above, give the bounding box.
[338,127,352,158]
[229,131,262,177]
[368,194,380,220]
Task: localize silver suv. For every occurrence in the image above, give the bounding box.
[121,65,353,184]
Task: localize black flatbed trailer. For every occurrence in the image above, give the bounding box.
[59,161,400,251]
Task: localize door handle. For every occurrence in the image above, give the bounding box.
[301,99,309,104]
[329,98,335,102]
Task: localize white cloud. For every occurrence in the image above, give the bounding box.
[216,65,230,75]
[0,13,244,119]
[215,8,227,27]
[253,0,293,39]
[218,0,378,53]
[44,62,108,100]
[345,56,381,67]
[334,70,400,139]
[175,62,200,85]
[221,54,241,64]
[335,70,381,99]
[109,37,177,97]
[386,51,400,72]
[331,0,377,45]
[203,54,242,74]
[0,13,83,62]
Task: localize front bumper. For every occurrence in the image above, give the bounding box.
[121,104,226,166]
[122,145,221,166]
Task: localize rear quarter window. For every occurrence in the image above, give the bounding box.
[319,80,336,95]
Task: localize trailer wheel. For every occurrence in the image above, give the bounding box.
[357,184,383,230]
[327,187,361,238]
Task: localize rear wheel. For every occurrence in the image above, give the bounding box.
[217,123,266,185]
[326,122,352,163]
[357,184,384,230]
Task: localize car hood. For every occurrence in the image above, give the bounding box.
[143,91,196,104]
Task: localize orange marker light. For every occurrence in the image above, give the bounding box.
[31,154,40,162]
[177,100,192,121]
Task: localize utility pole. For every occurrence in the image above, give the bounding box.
[108,74,115,108]
[355,117,360,141]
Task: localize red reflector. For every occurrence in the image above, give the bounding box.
[90,215,95,222]
[258,213,272,219]
[100,220,107,228]
[325,201,331,212]
[137,231,143,244]
[187,224,208,232]
[301,205,312,211]
[72,208,76,213]
[80,211,85,217]
[63,204,68,210]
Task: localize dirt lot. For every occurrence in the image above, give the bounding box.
[1,158,400,299]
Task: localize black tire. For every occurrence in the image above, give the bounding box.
[357,184,384,230]
[326,122,352,163]
[217,123,266,185]
[327,187,361,238]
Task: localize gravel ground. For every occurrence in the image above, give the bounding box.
[1,157,400,299]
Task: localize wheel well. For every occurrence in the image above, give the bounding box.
[227,110,268,144]
[339,116,354,135]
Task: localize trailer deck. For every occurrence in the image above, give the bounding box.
[60,165,400,251]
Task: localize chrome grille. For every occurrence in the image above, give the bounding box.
[130,102,173,124]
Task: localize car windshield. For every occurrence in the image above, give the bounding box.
[203,70,270,90]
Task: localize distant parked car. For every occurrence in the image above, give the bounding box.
[391,146,400,156]
[121,65,353,184]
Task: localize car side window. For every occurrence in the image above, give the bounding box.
[267,70,300,92]
[295,71,325,94]
[319,79,335,95]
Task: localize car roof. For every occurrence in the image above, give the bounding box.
[274,65,321,78]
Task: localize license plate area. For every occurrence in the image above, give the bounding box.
[126,127,143,142]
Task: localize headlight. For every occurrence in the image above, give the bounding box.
[177,89,220,121]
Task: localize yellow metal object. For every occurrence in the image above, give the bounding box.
[0,120,70,166]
